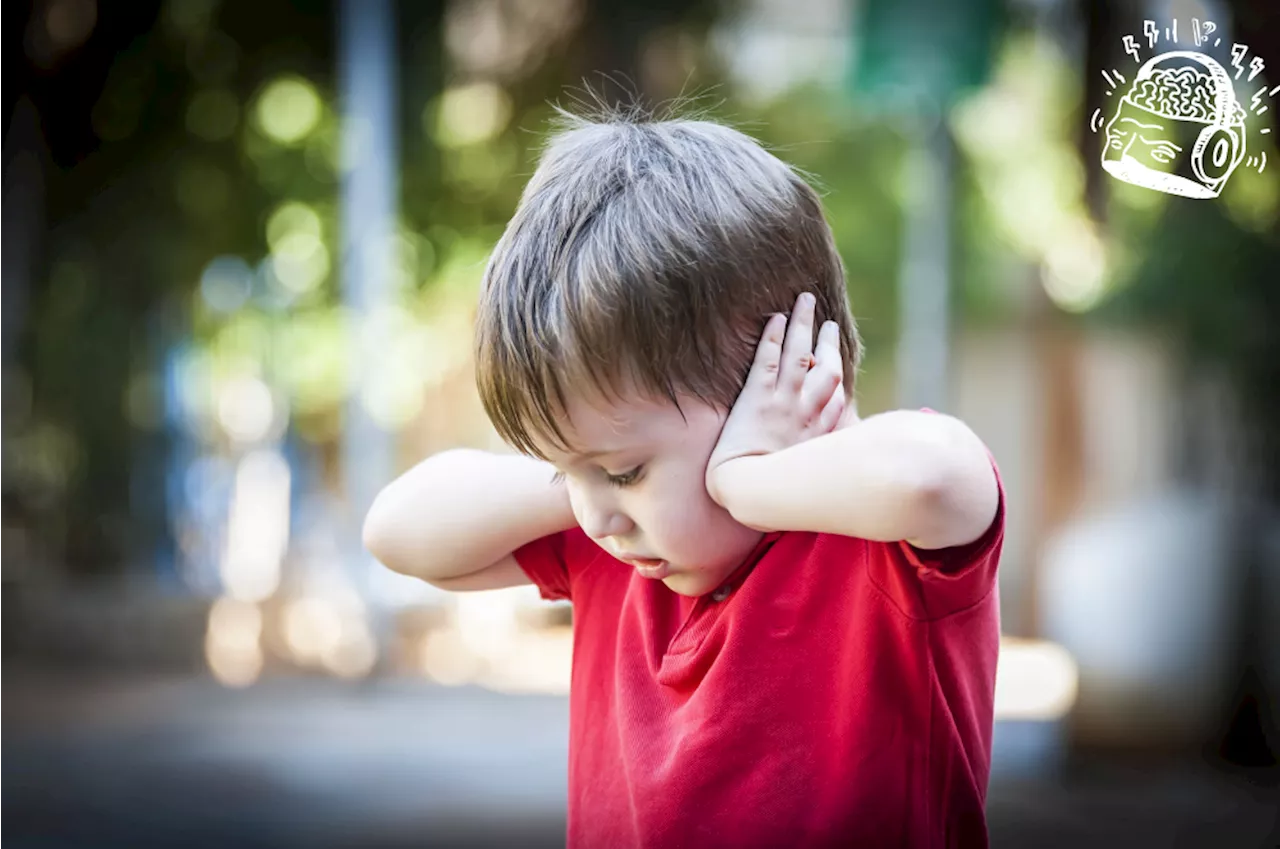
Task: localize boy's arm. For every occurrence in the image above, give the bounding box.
[707,410,998,548]
[362,448,578,588]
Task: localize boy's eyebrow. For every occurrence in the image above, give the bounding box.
[563,443,651,464]
[567,447,620,462]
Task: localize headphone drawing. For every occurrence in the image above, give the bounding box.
[1103,50,1247,198]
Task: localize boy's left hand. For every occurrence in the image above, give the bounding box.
[706,292,847,507]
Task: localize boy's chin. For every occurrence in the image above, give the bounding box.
[660,575,701,597]
[661,569,731,598]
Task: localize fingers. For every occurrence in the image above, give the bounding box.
[749,312,788,390]
[816,382,846,433]
[800,319,842,411]
[817,318,840,364]
[800,358,843,415]
[751,295,834,394]
[813,319,846,432]
[804,315,838,372]
[781,293,816,392]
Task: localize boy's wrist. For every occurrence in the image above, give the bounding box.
[706,453,755,508]
[705,455,777,532]
[547,472,579,533]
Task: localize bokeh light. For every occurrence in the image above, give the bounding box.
[204,596,264,688]
[281,595,343,665]
[354,305,431,429]
[274,308,351,416]
[320,621,377,678]
[1043,219,1108,313]
[219,448,291,602]
[429,82,513,148]
[266,201,323,249]
[216,376,276,443]
[199,255,253,313]
[270,232,330,294]
[994,638,1080,721]
[254,75,322,145]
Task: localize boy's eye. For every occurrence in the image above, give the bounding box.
[605,466,644,488]
[549,467,644,488]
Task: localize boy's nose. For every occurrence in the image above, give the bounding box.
[577,501,634,542]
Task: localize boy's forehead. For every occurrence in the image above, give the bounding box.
[563,392,659,437]
[544,390,679,460]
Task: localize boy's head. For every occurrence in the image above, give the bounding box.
[475,101,863,596]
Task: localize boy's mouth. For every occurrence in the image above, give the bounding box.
[621,556,670,579]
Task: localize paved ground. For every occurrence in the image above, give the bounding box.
[4,670,568,849]
[4,668,1277,848]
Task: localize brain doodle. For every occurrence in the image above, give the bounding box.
[1124,66,1246,125]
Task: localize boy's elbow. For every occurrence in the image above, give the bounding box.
[362,488,406,573]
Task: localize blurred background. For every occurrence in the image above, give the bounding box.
[3,0,1279,846]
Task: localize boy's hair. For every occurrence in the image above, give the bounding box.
[475,99,864,460]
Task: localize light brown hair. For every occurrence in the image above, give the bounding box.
[475,98,863,459]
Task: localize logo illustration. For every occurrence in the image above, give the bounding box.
[1090,19,1274,199]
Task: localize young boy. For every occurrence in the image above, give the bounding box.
[363,105,1004,848]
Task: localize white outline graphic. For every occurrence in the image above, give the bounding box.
[1094,19,1273,200]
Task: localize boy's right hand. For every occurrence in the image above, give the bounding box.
[706,292,846,506]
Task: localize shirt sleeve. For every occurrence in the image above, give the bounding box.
[890,451,1006,619]
[511,525,601,603]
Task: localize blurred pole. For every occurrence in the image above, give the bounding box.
[0,100,42,481]
[1025,7,1088,639]
[895,111,953,411]
[339,0,398,667]
[849,0,988,412]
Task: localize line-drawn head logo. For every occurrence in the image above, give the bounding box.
[1091,19,1274,200]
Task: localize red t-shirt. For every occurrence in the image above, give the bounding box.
[514,458,1005,849]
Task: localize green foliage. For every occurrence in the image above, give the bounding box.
[1098,191,1280,455]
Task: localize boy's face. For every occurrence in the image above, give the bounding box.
[538,387,765,598]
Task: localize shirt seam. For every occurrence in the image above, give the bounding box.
[863,543,999,624]
[924,618,937,844]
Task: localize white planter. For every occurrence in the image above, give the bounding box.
[1038,489,1239,748]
